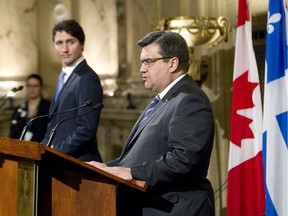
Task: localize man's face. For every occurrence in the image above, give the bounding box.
[139,43,172,93]
[54,31,84,67]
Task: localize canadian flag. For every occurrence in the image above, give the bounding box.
[227,0,265,215]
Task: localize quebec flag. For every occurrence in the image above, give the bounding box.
[263,0,288,215]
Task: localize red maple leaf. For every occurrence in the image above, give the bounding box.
[230,71,259,147]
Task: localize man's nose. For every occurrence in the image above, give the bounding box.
[61,43,69,51]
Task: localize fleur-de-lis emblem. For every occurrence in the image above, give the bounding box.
[267,12,282,34]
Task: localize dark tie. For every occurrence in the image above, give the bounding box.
[54,70,66,102]
[138,95,160,126]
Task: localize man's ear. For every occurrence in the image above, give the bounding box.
[169,57,180,72]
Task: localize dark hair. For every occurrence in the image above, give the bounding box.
[52,19,85,45]
[137,31,190,72]
[26,74,43,86]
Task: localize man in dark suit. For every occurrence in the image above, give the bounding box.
[42,19,103,162]
[87,31,214,215]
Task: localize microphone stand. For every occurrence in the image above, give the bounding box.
[0,97,10,110]
[0,86,23,110]
[0,87,16,101]
[19,100,93,140]
[47,103,103,147]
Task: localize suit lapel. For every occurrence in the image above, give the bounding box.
[119,74,192,159]
[50,70,78,113]
[50,61,88,113]
[120,100,167,158]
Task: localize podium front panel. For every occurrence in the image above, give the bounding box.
[0,154,36,216]
[37,152,117,216]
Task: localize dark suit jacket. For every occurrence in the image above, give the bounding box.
[42,60,103,162]
[10,98,51,142]
[108,74,215,216]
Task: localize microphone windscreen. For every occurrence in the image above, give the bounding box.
[12,85,24,92]
[17,85,24,91]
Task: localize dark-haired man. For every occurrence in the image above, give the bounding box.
[42,19,103,162]
[88,31,215,215]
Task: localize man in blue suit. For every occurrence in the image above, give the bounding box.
[88,31,215,215]
[42,19,103,162]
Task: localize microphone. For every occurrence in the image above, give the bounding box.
[0,85,24,100]
[12,85,24,92]
[0,85,24,109]
[19,100,93,140]
[46,103,103,147]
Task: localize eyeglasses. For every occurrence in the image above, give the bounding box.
[26,84,41,88]
[140,57,173,67]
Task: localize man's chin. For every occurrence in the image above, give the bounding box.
[62,60,73,67]
[144,84,150,89]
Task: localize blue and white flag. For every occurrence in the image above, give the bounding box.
[263,0,288,215]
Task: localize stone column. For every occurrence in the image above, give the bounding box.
[112,0,162,110]
[0,0,38,98]
[0,0,38,136]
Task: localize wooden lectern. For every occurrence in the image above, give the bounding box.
[0,137,147,216]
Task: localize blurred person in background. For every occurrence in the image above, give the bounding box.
[10,74,50,142]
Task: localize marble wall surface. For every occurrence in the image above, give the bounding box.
[0,0,38,79]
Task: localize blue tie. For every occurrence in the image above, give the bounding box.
[54,70,66,102]
[138,95,160,126]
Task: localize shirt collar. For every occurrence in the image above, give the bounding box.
[62,57,85,82]
[158,73,187,99]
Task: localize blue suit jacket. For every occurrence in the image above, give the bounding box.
[42,60,103,162]
[108,74,215,215]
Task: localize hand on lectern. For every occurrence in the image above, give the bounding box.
[101,166,132,182]
[86,161,133,182]
[86,161,107,168]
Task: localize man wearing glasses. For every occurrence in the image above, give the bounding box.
[88,31,215,216]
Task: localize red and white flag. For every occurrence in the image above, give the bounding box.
[227,0,265,215]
